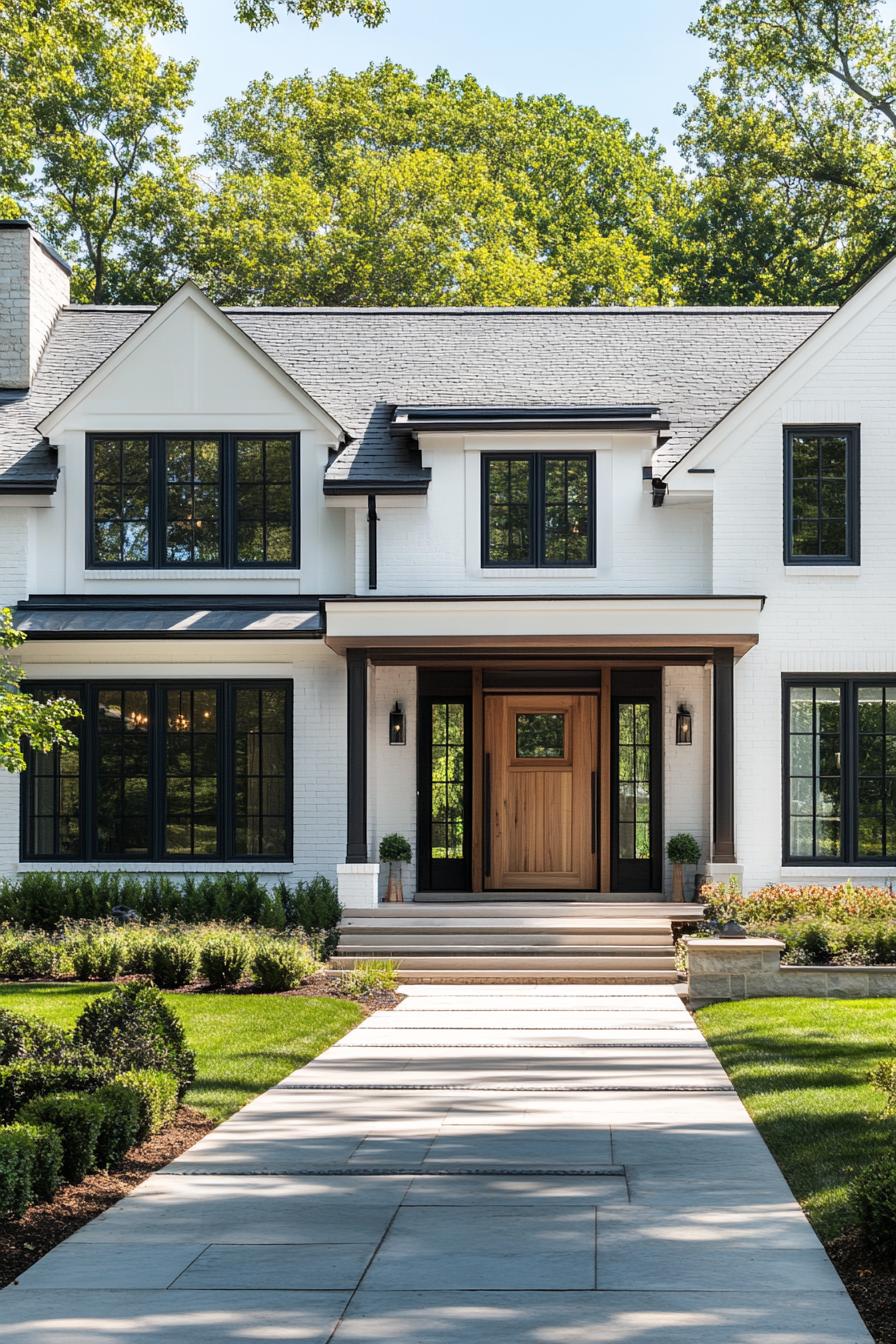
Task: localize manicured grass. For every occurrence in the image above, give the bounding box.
[0,982,363,1122]
[696,997,896,1241]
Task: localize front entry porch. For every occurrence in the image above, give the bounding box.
[325,594,760,911]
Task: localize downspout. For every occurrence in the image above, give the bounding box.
[367,494,378,590]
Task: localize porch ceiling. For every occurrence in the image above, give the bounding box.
[323,595,763,658]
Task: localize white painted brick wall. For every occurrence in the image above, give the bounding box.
[368,665,418,900]
[714,297,896,890]
[0,225,69,389]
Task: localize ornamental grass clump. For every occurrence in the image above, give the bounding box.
[343,959,399,995]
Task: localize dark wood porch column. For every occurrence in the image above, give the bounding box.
[712,648,736,862]
[345,648,368,862]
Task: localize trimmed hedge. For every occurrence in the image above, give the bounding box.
[74,982,195,1098]
[93,1083,142,1168]
[0,1124,34,1217]
[21,1122,63,1202]
[115,1069,178,1142]
[0,1060,107,1123]
[18,1093,105,1184]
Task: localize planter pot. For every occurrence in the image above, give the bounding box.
[671,862,685,903]
[384,865,404,903]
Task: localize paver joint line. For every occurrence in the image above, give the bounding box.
[163,1165,628,1177]
[273,1083,736,1092]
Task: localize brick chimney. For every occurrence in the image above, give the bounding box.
[0,220,71,390]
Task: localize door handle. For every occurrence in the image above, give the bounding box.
[484,752,492,878]
[591,771,597,854]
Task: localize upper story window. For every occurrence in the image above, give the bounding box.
[88,433,299,569]
[784,427,859,566]
[482,453,594,568]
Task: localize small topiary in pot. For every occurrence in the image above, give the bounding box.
[379,834,412,903]
[666,833,701,903]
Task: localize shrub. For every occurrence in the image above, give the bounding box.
[870,1059,896,1115]
[74,981,195,1097]
[19,1122,63,1202]
[0,1124,35,1216]
[343,958,398,995]
[18,1093,105,1184]
[0,930,72,980]
[115,1069,178,1141]
[666,833,701,866]
[702,878,896,924]
[251,937,316,991]
[93,1083,142,1168]
[0,1060,108,1123]
[199,930,250,989]
[852,1158,896,1262]
[287,876,342,958]
[149,934,198,989]
[69,933,123,981]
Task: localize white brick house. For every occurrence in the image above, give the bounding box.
[1,217,892,906]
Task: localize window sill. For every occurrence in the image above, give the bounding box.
[85,570,302,580]
[781,865,896,877]
[783,566,860,577]
[16,861,295,874]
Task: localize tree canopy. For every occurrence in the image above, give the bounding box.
[0,611,81,774]
[3,0,896,307]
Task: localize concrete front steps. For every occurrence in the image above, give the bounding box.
[333,900,701,984]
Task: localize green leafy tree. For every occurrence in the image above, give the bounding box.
[0,610,81,774]
[190,61,682,306]
[234,0,388,29]
[676,0,896,303]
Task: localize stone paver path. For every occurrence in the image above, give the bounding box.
[0,984,872,1342]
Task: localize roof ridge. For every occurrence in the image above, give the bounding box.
[63,303,837,316]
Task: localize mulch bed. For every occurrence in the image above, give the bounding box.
[0,1106,214,1289]
[826,1229,896,1344]
[168,970,403,1014]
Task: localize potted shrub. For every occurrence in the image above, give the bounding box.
[666,833,701,902]
[379,834,412,903]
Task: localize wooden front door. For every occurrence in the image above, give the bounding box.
[484,694,597,890]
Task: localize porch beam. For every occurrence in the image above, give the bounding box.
[345,648,369,862]
[712,648,736,863]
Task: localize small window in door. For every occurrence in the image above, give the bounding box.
[515,712,566,758]
[431,703,465,859]
[617,702,651,860]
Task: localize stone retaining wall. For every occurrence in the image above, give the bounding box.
[684,936,896,1005]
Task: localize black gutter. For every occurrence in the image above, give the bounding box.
[0,479,58,494]
[323,478,430,496]
[325,593,767,607]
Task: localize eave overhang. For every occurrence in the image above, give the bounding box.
[323,476,431,496]
[324,594,764,658]
[14,595,326,640]
[390,405,671,441]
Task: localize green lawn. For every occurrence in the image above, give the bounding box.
[696,997,896,1241]
[0,983,363,1121]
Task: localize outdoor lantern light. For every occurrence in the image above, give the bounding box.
[676,704,693,745]
[389,702,406,745]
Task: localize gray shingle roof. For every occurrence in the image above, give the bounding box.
[0,302,835,489]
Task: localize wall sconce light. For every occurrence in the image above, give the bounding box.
[389,702,406,745]
[676,704,692,745]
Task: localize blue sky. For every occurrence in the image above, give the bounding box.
[156,0,707,162]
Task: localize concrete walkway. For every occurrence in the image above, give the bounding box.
[0,984,871,1342]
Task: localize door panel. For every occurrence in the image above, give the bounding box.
[484,694,597,890]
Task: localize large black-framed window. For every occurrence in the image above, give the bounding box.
[88,434,300,569]
[783,676,896,864]
[481,453,595,567]
[22,680,292,862]
[784,426,859,566]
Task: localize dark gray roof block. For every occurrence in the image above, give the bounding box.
[0,302,834,490]
[14,599,323,637]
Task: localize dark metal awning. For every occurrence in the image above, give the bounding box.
[390,404,671,438]
[14,597,324,639]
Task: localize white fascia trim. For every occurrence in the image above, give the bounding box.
[36,281,345,440]
[664,257,896,483]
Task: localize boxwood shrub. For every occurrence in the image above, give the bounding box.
[199,931,250,989]
[73,981,195,1097]
[93,1083,142,1168]
[852,1158,896,1261]
[115,1069,179,1142]
[18,1093,105,1184]
[251,937,316,991]
[0,1124,35,1217]
[19,1121,63,1202]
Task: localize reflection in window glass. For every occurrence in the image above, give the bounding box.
[91,438,151,564]
[431,702,465,859]
[165,438,221,564]
[165,688,218,855]
[26,689,81,858]
[515,712,565,758]
[96,688,151,856]
[234,686,289,855]
[543,458,591,564]
[787,684,842,858]
[787,430,853,560]
[485,458,531,564]
[617,702,651,861]
[856,685,896,858]
[235,437,294,564]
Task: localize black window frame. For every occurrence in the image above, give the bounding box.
[86,433,300,570]
[21,679,293,863]
[782,674,896,866]
[783,425,860,567]
[481,452,595,569]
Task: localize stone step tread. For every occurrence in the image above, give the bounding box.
[332,955,677,970]
[338,943,673,955]
[386,970,681,984]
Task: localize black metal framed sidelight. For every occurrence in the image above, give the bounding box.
[611,669,662,892]
[21,679,293,862]
[417,670,472,892]
[86,433,300,569]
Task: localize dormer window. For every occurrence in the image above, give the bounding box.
[88,433,299,569]
[481,452,595,568]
